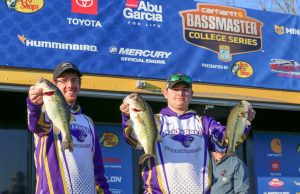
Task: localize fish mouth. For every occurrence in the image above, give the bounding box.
[43,89,55,96]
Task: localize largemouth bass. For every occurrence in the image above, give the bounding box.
[226,100,251,153]
[34,78,74,152]
[123,93,160,164]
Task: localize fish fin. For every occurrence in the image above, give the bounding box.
[41,104,46,113]
[70,114,76,122]
[52,125,60,135]
[126,119,134,127]
[61,140,74,152]
[136,144,143,150]
[246,120,251,125]
[139,154,155,164]
[156,133,162,142]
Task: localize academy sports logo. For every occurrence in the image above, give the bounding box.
[180,3,263,62]
[18,35,98,52]
[71,0,97,15]
[3,0,44,13]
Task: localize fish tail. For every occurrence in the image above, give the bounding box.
[139,154,155,164]
[61,140,74,152]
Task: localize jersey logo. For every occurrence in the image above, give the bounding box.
[170,134,194,147]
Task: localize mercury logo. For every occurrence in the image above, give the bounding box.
[76,0,93,8]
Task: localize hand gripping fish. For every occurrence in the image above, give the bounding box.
[123,93,161,164]
[34,78,74,152]
[226,100,251,154]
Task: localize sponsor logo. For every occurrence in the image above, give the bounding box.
[126,0,139,8]
[275,24,300,36]
[107,176,122,183]
[180,3,263,62]
[18,35,98,52]
[270,138,282,154]
[110,189,124,194]
[294,180,300,186]
[100,132,119,147]
[4,0,44,13]
[123,0,163,28]
[271,161,280,172]
[67,17,102,28]
[109,46,172,64]
[269,178,284,188]
[103,157,122,163]
[231,61,253,78]
[71,0,97,15]
[270,59,300,78]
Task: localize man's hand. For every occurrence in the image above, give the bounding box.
[28,86,43,105]
[120,103,130,116]
[247,107,256,122]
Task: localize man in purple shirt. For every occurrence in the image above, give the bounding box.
[120,73,255,194]
[27,62,111,194]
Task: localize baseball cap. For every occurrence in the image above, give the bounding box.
[53,62,82,80]
[166,73,192,89]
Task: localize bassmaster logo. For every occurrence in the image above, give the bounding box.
[275,25,300,36]
[18,35,98,52]
[109,46,172,64]
[123,0,163,28]
[180,3,263,62]
[4,0,44,13]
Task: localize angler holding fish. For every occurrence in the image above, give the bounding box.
[120,73,256,194]
[27,62,110,194]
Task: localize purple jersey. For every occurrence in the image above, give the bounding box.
[122,107,250,194]
[27,98,110,194]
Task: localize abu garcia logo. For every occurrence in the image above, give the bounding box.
[123,0,163,25]
[4,0,44,13]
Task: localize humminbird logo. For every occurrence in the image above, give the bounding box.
[18,35,98,52]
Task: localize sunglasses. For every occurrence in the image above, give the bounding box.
[167,74,192,84]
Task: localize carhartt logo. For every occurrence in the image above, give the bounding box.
[71,0,97,15]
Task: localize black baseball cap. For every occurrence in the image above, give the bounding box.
[53,62,82,80]
[166,73,192,89]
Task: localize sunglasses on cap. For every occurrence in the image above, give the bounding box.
[167,74,192,84]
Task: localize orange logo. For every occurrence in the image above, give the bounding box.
[231,61,253,78]
[100,132,119,148]
[270,138,282,154]
[275,25,285,35]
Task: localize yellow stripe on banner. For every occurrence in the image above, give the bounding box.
[1,67,300,104]
[43,136,55,194]
[54,134,69,194]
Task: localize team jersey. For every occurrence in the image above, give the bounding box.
[122,107,250,194]
[27,98,110,194]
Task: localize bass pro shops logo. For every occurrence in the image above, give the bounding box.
[180,3,263,62]
[4,0,44,13]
